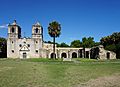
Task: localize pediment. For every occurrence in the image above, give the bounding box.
[20,45,30,51]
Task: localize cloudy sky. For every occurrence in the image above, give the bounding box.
[0,0,120,44]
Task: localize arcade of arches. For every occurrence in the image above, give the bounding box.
[48,46,116,59]
[49,48,90,59]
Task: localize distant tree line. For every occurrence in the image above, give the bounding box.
[45,37,100,48]
[0,37,7,58]
[70,37,100,48]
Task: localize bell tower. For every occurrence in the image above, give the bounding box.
[7,20,21,58]
[31,22,43,55]
[32,22,43,39]
[8,20,21,38]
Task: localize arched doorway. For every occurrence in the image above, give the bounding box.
[50,53,56,58]
[72,52,77,58]
[61,53,67,58]
[107,52,110,59]
[23,52,27,58]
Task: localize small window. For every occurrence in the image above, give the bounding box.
[12,50,14,53]
[36,41,38,43]
[12,41,14,44]
[28,44,30,47]
[19,44,22,47]
[24,42,26,44]
[36,50,38,53]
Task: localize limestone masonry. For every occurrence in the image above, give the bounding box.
[7,20,116,59]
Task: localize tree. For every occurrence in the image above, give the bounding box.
[82,37,95,48]
[100,32,120,59]
[82,37,95,58]
[48,21,61,59]
[70,40,82,48]
[57,42,69,47]
[0,37,7,58]
[94,42,100,46]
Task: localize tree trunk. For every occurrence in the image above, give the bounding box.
[53,36,56,59]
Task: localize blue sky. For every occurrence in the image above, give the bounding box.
[0,0,120,44]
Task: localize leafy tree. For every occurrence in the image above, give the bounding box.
[60,42,69,47]
[44,41,53,44]
[105,44,116,52]
[82,37,95,48]
[57,42,69,47]
[116,43,120,58]
[70,40,82,48]
[94,42,100,46]
[100,32,120,58]
[48,21,61,59]
[82,37,95,58]
[0,37,7,58]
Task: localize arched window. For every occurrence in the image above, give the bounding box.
[35,28,39,33]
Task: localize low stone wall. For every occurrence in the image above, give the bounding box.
[63,58,72,61]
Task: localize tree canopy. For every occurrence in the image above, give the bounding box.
[82,37,95,48]
[48,21,61,38]
[100,32,120,58]
[57,42,69,47]
[0,37,7,58]
[70,37,97,48]
[70,40,82,48]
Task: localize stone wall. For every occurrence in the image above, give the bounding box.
[90,45,116,59]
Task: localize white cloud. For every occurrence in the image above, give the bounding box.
[0,24,8,29]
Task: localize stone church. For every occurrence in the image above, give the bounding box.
[7,20,116,59]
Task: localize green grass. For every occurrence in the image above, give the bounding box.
[0,58,120,87]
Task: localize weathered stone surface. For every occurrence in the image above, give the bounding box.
[90,45,116,59]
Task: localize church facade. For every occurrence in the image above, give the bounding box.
[7,20,116,59]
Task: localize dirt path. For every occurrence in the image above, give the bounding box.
[76,73,120,87]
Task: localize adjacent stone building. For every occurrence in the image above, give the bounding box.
[7,20,116,59]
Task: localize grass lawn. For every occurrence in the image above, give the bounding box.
[0,58,120,87]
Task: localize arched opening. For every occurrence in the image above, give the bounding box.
[50,53,56,58]
[61,53,67,58]
[23,52,27,58]
[35,28,39,33]
[11,27,15,33]
[107,52,110,59]
[72,52,77,58]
